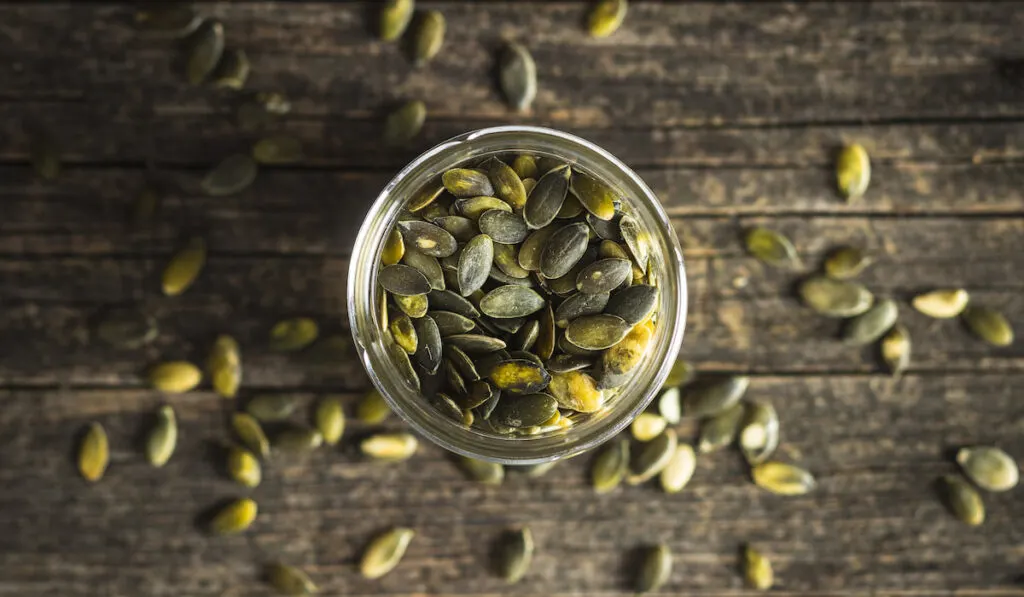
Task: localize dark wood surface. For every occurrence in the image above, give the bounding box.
[1,3,1022,596]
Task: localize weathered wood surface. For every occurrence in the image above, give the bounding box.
[1,2,1022,596]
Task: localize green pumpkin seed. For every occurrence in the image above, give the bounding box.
[398,221,458,258]
[745,227,802,270]
[512,155,539,180]
[380,264,432,296]
[540,223,589,279]
[273,427,323,454]
[433,215,476,242]
[459,456,505,484]
[162,237,206,296]
[94,306,158,349]
[402,249,445,291]
[205,334,241,399]
[739,400,780,465]
[483,157,528,209]
[836,143,871,200]
[185,20,224,85]
[535,303,556,360]
[245,395,299,422]
[30,131,60,180]
[227,445,261,488]
[628,429,678,484]
[576,258,632,294]
[393,293,429,318]
[146,405,177,468]
[212,48,250,90]
[232,413,270,458]
[384,100,426,145]
[631,413,667,442]
[360,527,415,579]
[150,361,202,393]
[356,390,391,424]
[491,393,558,427]
[135,6,202,37]
[201,154,257,196]
[956,446,1019,492]
[663,359,695,389]
[252,134,303,164]
[524,165,571,229]
[680,376,748,417]
[605,284,658,325]
[463,380,498,412]
[843,298,898,345]
[493,242,531,279]
[78,422,109,482]
[660,443,696,494]
[381,229,406,266]
[658,387,682,424]
[824,246,872,280]
[590,438,629,493]
[743,544,774,591]
[413,10,445,65]
[480,286,545,319]
[881,323,911,378]
[636,544,671,593]
[446,333,507,354]
[428,310,475,337]
[589,213,622,241]
[588,0,628,38]
[315,397,345,446]
[268,562,318,596]
[488,359,551,394]
[499,42,537,112]
[444,360,469,397]
[380,0,414,41]
[455,196,511,219]
[413,315,443,374]
[570,172,617,220]
[478,209,528,244]
[751,461,816,495]
[444,345,481,382]
[269,317,319,352]
[555,292,609,328]
[406,185,444,214]
[391,341,422,390]
[456,234,494,296]
[518,226,558,271]
[939,474,985,526]
[495,527,533,583]
[564,314,631,350]
[799,276,874,317]
[697,402,745,453]
[444,168,495,198]
[962,305,1014,346]
[619,215,649,270]
[912,289,970,319]
[361,432,418,461]
[210,498,258,535]
[389,310,419,354]
[522,178,537,196]
[556,194,585,219]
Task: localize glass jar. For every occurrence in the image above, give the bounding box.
[348,126,687,464]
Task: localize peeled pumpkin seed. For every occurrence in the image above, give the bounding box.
[233,413,270,458]
[382,230,406,266]
[548,370,603,412]
[384,100,426,145]
[631,412,667,442]
[95,306,158,349]
[361,528,415,579]
[514,319,540,351]
[603,322,652,375]
[459,456,505,484]
[912,289,970,319]
[412,10,445,65]
[836,143,871,200]
[588,0,628,38]
[268,562,318,596]
[660,443,696,494]
[444,168,494,198]
[743,545,774,591]
[162,237,206,296]
[739,400,780,465]
[201,154,257,196]
[939,474,985,526]
[398,221,458,258]
[799,276,874,317]
[745,227,802,270]
[881,323,911,378]
[535,303,556,360]
[212,48,250,90]
[356,390,391,424]
[252,134,304,164]
[485,158,528,210]
[273,428,323,454]
[208,334,241,399]
[495,527,533,583]
[556,194,585,219]
[512,155,539,180]
[380,0,414,41]
[150,361,202,393]
[843,298,898,345]
[657,387,682,424]
[433,215,476,242]
[479,209,528,244]
[361,433,418,461]
[185,19,224,85]
[499,42,537,112]
[962,305,1014,346]
[570,172,617,220]
[246,395,299,422]
[636,544,671,593]
[480,286,545,318]
[210,498,258,535]
[697,402,745,453]
[493,242,531,279]
[269,317,319,352]
[629,429,678,484]
[408,184,445,213]
[956,446,1019,492]
[525,165,571,229]
[591,438,629,493]
[456,196,511,220]
[146,405,177,468]
[540,222,589,279]
[605,284,658,325]
[488,359,551,395]
[824,246,872,280]
[393,293,429,318]
[576,258,632,294]
[78,422,109,482]
[751,461,816,495]
[565,314,631,350]
[389,311,419,354]
[227,445,261,488]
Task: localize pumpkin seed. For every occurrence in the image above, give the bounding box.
[588,0,628,38]
[576,258,632,294]
[398,221,458,258]
[252,134,303,164]
[233,413,270,458]
[565,314,631,350]
[518,461,558,477]
[522,178,537,195]
[135,6,202,37]
[619,215,649,270]
[956,446,1019,492]
[388,310,419,354]
[546,354,592,373]
[459,456,505,484]
[524,165,571,229]
[488,359,551,394]
[236,101,275,132]
[201,154,257,196]
[446,334,507,354]
[535,303,556,360]
[212,48,250,90]
[679,376,748,417]
[556,194,585,219]
[751,461,816,495]
[479,209,529,244]
[939,474,985,526]
[480,286,545,319]
[402,249,445,291]
[268,562,318,596]
[495,527,533,583]
[636,544,671,593]
[657,387,682,424]
[210,498,258,535]
[456,234,494,296]
[269,317,319,352]
[315,397,345,446]
[393,341,423,390]
[227,445,261,488]
[836,143,871,200]
[663,359,694,389]
[824,246,872,280]
[146,405,177,468]
[393,293,429,318]
[78,422,109,482]
[499,42,537,112]
[555,292,609,328]
[380,264,432,296]
[590,438,629,493]
[384,100,426,144]
[602,320,653,376]
[588,213,622,241]
[518,227,558,271]
[413,10,445,65]
[570,172,617,220]
[428,310,475,337]
[697,402,745,453]
[629,429,678,484]
[512,155,539,180]
[745,227,802,270]
[537,223,588,279]
[433,215,476,242]
[162,237,206,296]
[444,359,469,397]
[660,443,696,494]
[445,345,481,382]
[360,528,415,579]
[605,284,658,325]
[912,289,970,319]
[185,19,224,85]
[413,315,443,374]
[380,0,414,41]
[484,157,529,210]
[245,395,299,422]
[273,427,323,454]
[357,390,392,424]
[743,544,774,591]
[208,334,241,399]
[631,412,667,442]
[444,168,495,198]
[94,306,158,349]
[799,276,874,317]
[490,243,529,281]
[880,323,911,378]
[381,230,406,266]
[466,381,499,413]
[150,361,202,393]
[361,433,418,461]
[547,370,603,412]
[962,305,1014,346]
[514,319,540,351]
[843,298,898,345]
[491,393,558,427]
[455,196,511,220]
[739,400,780,465]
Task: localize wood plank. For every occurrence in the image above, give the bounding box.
[1,374,1021,595]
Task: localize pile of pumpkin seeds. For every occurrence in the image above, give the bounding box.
[376,155,661,436]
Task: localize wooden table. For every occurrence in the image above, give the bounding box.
[1,3,1022,596]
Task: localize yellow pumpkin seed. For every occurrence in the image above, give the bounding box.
[78,422,109,482]
[393,293,429,318]
[939,474,985,526]
[315,397,345,446]
[743,544,774,591]
[956,446,1019,492]
[660,443,696,494]
[962,305,1014,346]
[360,527,415,579]
[146,405,177,468]
[149,361,202,393]
[739,400,779,465]
[210,498,258,535]
[389,311,419,354]
[591,438,629,493]
[381,229,406,265]
[588,0,628,38]
[836,143,871,199]
[268,562,318,595]
[227,445,261,488]
[881,323,911,379]
[751,461,816,495]
[547,370,604,413]
[273,428,324,454]
[459,456,505,484]
[824,246,872,280]
[636,543,671,593]
[246,394,299,422]
[799,276,874,318]
[269,317,319,352]
[232,413,270,458]
[744,227,802,270]
[602,322,653,375]
[380,0,414,41]
[208,334,241,399]
[912,289,969,319]
[412,10,445,65]
[512,155,538,180]
[361,433,418,461]
[357,389,392,424]
[631,412,667,442]
[161,237,206,296]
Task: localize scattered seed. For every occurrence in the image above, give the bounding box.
[836,143,871,200]
[212,48,250,90]
[588,0,628,38]
[628,429,678,484]
[246,395,299,422]
[268,562,318,596]
[962,305,1014,346]
[185,19,224,85]
[499,42,537,112]
[208,334,241,399]
[210,498,258,535]
[591,438,629,493]
[799,276,874,317]
[361,433,418,461]
[361,528,415,579]
[252,134,303,164]
[843,298,898,345]
[150,361,202,393]
[227,445,261,488]
[739,400,780,465]
[697,402,745,453]
[939,474,985,526]
[743,544,774,591]
[78,422,109,482]
[95,306,158,349]
[269,317,319,352]
[459,456,505,484]
[824,246,872,280]
[384,100,426,145]
[380,0,415,41]
[201,154,257,196]
[273,427,324,454]
[660,443,696,494]
[146,405,177,468]
[658,387,682,424]
[751,461,816,495]
[912,289,970,319]
[631,412,667,442]
[413,10,445,65]
[233,413,270,458]
[162,237,206,296]
[957,446,1019,492]
[636,544,671,593]
[495,527,534,583]
[745,227,802,270]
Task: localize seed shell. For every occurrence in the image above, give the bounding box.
[361,528,415,579]
[799,276,874,317]
[956,446,1019,492]
[547,370,603,412]
[570,172,617,220]
[201,154,257,196]
[524,165,571,229]
[660,443,696,494]
[150,361,202,393]
[697,402,745,453]
[588,0,628,38]
[227,445,261,488]
[210,498,258,535]
[962,305,1014,346]
[499,42,537,112]
[459,456,505,484]
[146,405,177,468]
[824,246,872,280]
[162,237,206,296]
[602,320,652,375]
[555,292,609,328]
[836,143,871,199]
[540,223,589,279]
[384,100,426,145]
[268,563,318,596]
[843,298,898,345]
[629,429,678,484]
[361,433,418,461]
[454,234,493,296]
[751,461,816,495]
[745,227,802,270]
[380,0,414,41]
[444,168,495,198]
[637,544,671,593]
[913,289,970,319]
[412,10,445,65]
[658,387,682,424]
[619,215,649,270]
[95,306,158,349]
[591,438,629,493]
[233,413,271,458]
[495,527,534,583]
[78,422,109,482]
[446,334,507,354]
[939,474,985,526]
[739,400,780,465]
[743,545,774,591]
[185,19,224,85]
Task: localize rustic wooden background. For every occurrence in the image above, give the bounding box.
[1,2,1022,596]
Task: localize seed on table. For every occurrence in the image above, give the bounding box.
[252,134,303,164]
[658,387,682,424]
[836,143,871,200]
[356,390,392,424]
[912,288,969,319]
[576,258,632,294]
[384,100,426,145]
[490,393,558,428]
[799,276,874,317]
[446,334,507,354]
[94,306,158,349]
[361,527,416,579]
[146,405,177,468]
[619,215,649,270]
[881,323,911,378]
[201,153,257,196]
[628,429,678,484]
[824,246,872,280]
[739,400,780,465]
[743,544,774,591]
[603,323,652,375]
[246,395,299,422]
[210,498,258,535]
[484,157,529,210]
[939,474,985,526]
[499,42,537,112]
[413,315,443,375]
[185,19,224,85]
[459,456,505,484]
[525,165,571,229]
[480,286,545,319]
[588,0,628,38]
[208,334,241,399]
[233,413,270,458]
[961,305,1014,347]
[631,412,667,442]
[267,562,318,596]
[397,221,458,258]
[212,48,250,90]
[548,370,603,412]
[842,298,898,345]
[227,445,261,488]
[591,438,629,493]
[150,361,202,393]
[273,427,324,454]
[495,527,534,583]
[565,314,631,350]
[479,209,529,244]
[269,317,319,352]
[380,0,414,41]
[78,422,109,482]
[663,359,694,389]
[361,433,418,461]
[751,461,816,495]
[956,446,1019,492]
[412,10,445,65]
[540,222,589,279]
[697,402,745,453]
[660,443,696,494]
[744,227,802,270]
[488,359,550,395]
[162,237,206,296]
[393,293,429,318]
[636,544,672,593]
